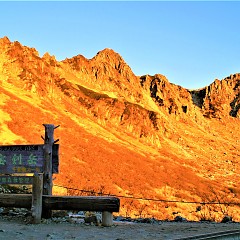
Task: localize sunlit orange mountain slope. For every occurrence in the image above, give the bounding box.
[0,36,239,221]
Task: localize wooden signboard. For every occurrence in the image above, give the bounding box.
[0,145,44,174]
[0,144,59,174]
[52,144,59,174]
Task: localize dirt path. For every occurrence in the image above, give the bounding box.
[0,216,240,240]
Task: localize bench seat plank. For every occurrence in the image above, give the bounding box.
[43,195,120,212]
[0,194,120,212]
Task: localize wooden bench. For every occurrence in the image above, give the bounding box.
[0,193,120,226]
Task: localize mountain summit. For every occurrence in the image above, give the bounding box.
[0,36,240,221]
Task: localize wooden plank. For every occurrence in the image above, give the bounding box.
[0,145,44,173]
[42,195,120,212]
[0,175,33,185]
[0,194,32,208]
[31,173,43,224]
[0,194,120,212]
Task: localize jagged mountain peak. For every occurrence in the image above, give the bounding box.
[0,36,11,45]
[62,54,90,70]
[92,48,134,76]
[42,52,56,60]
[0,37,40,60]
[94,48,122,60]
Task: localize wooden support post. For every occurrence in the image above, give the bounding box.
[31,173,43,224]
[102,211,113,227]
[42,124,55,218]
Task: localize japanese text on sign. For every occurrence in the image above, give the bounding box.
[0,145,44,174]
[0,176,33,185]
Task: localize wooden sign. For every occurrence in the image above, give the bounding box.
[52,144,59,174]
[0,175,33,185]
[0,144,59,174]
[0,124,60,224]
[0,145,44,174]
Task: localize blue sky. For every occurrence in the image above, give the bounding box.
[0,1,240,89]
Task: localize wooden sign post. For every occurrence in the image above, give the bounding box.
[0,123,121,226]
[42,124,59,218]
[0,124,60,222]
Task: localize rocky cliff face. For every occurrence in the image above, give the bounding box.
[201,75,240,118]
[141,74,195,116]
[62,48,144,104]
[0,36,240,221]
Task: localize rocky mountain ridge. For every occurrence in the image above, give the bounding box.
[0,36,239,221]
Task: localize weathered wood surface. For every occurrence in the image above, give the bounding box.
[42,124,55,218]
[102,211,113,227]
[0,194,120,212]
[52,144,59,174]
[31,173,43,224]
[0,194,32,208]
[43,196,120,212]
[43,124,54,196]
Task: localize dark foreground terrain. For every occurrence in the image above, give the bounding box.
[0,214,240,240]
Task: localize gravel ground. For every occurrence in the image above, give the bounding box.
[0,215,240,240]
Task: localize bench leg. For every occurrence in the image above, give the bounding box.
[102,211,113,227]
[31,173,43,224]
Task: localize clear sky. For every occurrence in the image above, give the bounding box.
[0,1,240,89]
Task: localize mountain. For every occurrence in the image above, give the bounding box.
[0,36,240,221]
